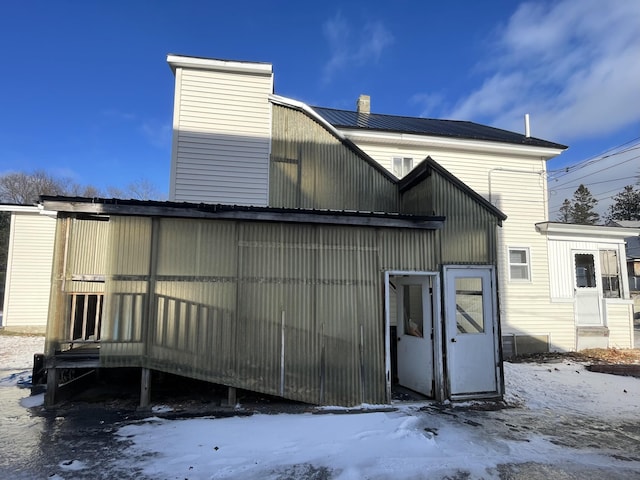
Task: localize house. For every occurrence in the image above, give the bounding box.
[39,53,637,407]
[167,54,638,355]
[0,205,56,333]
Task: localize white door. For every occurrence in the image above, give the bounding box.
[444,267,498,396]
[395,278,433,397]
[574,252,602,325]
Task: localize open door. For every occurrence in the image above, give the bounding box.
[394,277,434,397]
[444,266,500,398]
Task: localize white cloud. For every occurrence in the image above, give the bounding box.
[410,93,445,118]
[322,12,394,83]
[446,0,640,142]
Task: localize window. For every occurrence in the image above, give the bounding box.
[575,253,596,288]
[392,157,413,178]
[455,277,484,333]
[508,248,530,281]
[600,250,621,298]
[69,293,104,342]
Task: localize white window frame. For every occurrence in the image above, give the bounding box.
[508,247,531,282]
[599,249,622,299]
[392,157,413,178]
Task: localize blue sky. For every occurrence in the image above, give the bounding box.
[1,1,639,216]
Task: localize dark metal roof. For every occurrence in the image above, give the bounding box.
[39,196,445,230]
[312,106,567,150]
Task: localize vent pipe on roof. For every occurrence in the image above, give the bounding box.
[524,113,531,138]
[357,94,370,114]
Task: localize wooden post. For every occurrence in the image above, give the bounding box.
[140,368,151,409]
[227,386,236,406]
[45,367,59,407]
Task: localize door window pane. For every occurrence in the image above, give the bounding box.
[403,284,423,337]
[455,277,484,333]
[575,254,596,288]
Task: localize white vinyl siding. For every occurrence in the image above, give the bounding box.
[3,212,56,330]
[170,67,273,206]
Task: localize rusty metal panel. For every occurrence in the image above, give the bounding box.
[270,104,399,213]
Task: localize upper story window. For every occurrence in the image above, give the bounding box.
[508,247,530,281]
[600,249,621,298]
[392,157,413,178]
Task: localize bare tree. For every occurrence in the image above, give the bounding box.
[0,170,67,204]
[107,178,165,201]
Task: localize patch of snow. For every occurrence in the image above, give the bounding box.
[20,392,44,408]
[504,361,640,419]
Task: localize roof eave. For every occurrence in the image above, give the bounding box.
[536,221,640,239]
[339,128,566,160]
[167,54,273,76]
[39,197,445,230]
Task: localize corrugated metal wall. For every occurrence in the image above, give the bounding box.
[270,104,399,212]
[402,168,499,265]
[48,213,443,405]
[101,217,151,364]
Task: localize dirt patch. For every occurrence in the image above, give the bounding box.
[509,347,640,365]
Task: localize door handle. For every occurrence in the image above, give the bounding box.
[451,338,457,343]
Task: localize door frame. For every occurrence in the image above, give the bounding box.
[572,250,604,326]
[442,265,503,401]
[384,271,444,403]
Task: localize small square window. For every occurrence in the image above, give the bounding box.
[392,157,413,178]
[508,248,530,281]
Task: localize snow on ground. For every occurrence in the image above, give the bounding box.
[113,360,640,479]
[0,334,44,387]
[0,334,44,370]
[504,360,640,419]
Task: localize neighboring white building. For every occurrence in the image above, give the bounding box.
[167,55,638,353]
[0,205,56,333]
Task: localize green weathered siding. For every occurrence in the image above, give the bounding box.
[401,168,499,265]
[270,104,399,212]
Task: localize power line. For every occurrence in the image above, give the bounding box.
[547,136,640,180]
[548,153,640,190]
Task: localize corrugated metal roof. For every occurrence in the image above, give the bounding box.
[39,196,445,230]
[312,106,567,150]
